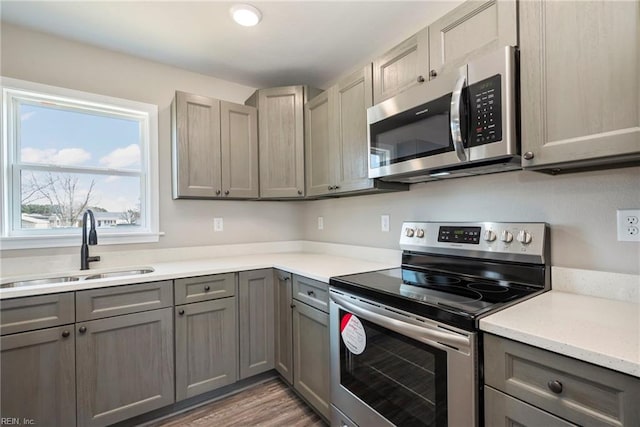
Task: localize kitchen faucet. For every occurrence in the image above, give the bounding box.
[80,209,100,270]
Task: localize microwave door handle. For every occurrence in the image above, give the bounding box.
[450,74,468,162]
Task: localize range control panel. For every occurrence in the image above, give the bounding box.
[399,221,548,263]
[468,74,502,147]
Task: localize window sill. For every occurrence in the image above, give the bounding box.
[0,232,163,250]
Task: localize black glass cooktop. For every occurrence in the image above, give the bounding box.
[330,264,545,331]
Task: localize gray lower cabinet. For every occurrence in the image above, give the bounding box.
[485,386,577,427]
[175,297,238,400]
[238,269,275,379]
[0,325,76,427]
[520,0,640,172]
[76,308,175,427]
[484,333,640,427]
[274,269,294,384]
[292,280,330,420]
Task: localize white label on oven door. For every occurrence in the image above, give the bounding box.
[340,313,366,355]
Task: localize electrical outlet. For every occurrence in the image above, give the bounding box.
[617,209,640,241]
[381,215,390,232]
[213,217,224,232]
[317,216,324,230]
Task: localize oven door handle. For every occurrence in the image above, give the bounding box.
[450,73,468,162]
[331,293,471,352]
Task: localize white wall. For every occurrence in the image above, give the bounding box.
[2,24,639,276]
[302,167,640,274]
[0,23,305,260]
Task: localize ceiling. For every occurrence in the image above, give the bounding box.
[0,1,461,89]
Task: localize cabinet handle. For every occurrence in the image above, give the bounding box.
[284,276,291,281]
[429,69,437,78]
[204,285,211,291]
[547,380,563,394]
[215,189,221,195]
[78,326,87,334]
[290,304,296,309]
[334,185,340,190]
[417,75,425,83]
[224,190,230,196]
[523,151,535,160]
[307,290,315,297]
[328,186,334,190]
[297,189,303,195]
[61,330,70,338]
[178,309,185,316]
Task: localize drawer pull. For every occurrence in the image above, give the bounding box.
[547,380,563,394]
[204,285,211,292]
[61,330,70,338]
[78,326,87,334]
[178,309,185,316]
[307,290,315,297]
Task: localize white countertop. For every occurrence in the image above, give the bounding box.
[0,252,398,299]
[480,291,640,378]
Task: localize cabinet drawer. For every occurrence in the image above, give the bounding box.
[484,334,640,427]
[175,273,235,305]
[485,386,577,427]
[292,275,329,313]
[76,281,173,321]
[1,293,74,335]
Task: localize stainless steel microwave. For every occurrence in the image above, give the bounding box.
[367,46,520,183]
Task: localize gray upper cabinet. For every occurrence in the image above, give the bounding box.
[305,66,408,197]
[428,0,517,78]
[172,91,258,199]
[1,326,76,427]
[305,91,332,197]
[273,269,293,384]
[220,101,259,198]
[246,85,320,198]
[238,269,275,379]
[172,91,221,198]
[372,27,429,104]
[175,297,238,400]
[520,0,640,172]
[76,308,174,427]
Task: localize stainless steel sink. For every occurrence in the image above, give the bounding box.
[84,268,154,280]
[1,267,155,288]
[1,276,81,289]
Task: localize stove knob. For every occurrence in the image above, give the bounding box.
[483,230,496,242]
[500,230,513,243]
[517,230,533,245]
[405,228,415,237]
[416,228,425,238]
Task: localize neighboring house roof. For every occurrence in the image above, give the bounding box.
[21,213,50,224]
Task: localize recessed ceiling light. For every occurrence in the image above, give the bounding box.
[230,4,262,27]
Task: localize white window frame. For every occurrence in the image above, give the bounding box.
[0,77,160,249]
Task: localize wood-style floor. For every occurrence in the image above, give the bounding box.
[145,378,327,427]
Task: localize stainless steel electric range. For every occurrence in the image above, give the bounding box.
[329,221,550,427]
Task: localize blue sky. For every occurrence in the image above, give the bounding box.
[20,102,142,213]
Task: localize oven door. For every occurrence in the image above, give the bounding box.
[329,290,478,427]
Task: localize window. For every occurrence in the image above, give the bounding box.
[1,78,159,249]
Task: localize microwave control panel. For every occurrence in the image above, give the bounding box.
[468,75,502,146]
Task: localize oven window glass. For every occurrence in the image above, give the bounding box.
[339,310,448,426]
[369,93,453,168]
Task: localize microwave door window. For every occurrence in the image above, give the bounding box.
[370,94,453,167]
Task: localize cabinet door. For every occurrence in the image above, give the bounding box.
[428,0,517,78]
[1,326,76,427]
[221,101,259,198]
[76,308,174,427]
[239,269,275,379]
[172,91,221,198]
[520,0,640,170]
[292,301,330,420]
[258,86,305,198]
[274,270,293,384]
[332,65,374,193]
[305,91,332,197]
[175,298,237,400]
[372,27,429,104]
